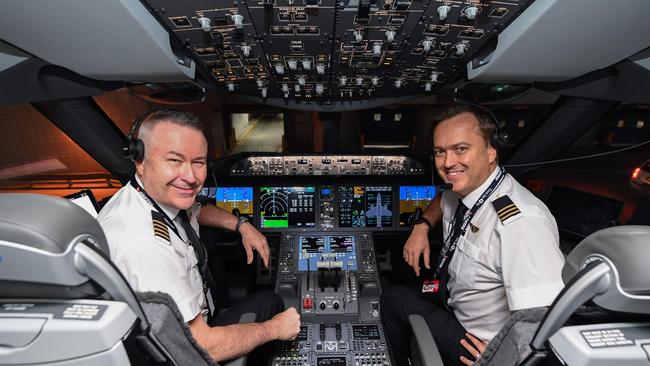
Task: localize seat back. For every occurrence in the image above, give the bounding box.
[0,193,215,366]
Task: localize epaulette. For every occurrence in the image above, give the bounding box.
[492,195,521,225]
[151,211,170,243]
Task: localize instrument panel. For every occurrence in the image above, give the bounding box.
[203,183,437,231]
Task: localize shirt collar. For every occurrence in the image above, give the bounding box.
[460,165,501,209]
[134,174,181,219]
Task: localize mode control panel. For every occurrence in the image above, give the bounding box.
[230,155,424,176]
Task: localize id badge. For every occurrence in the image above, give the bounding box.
[421,279,440,294]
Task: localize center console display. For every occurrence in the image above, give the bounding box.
[259,187,316,229]
[298,235,357,271]
[215,187,253,219]
[338,186,393,228]
[399,185,437,227]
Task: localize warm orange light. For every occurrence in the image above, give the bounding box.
[632,167,641,179]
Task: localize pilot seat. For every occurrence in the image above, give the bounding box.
[0,193,250,366]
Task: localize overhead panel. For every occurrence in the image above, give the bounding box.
[142,0,533,102]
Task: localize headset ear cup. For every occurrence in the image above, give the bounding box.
[132,138,145,162]
[122,138,145,161]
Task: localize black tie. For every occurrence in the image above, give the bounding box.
[176,210,219,318]
[436,199,468,309]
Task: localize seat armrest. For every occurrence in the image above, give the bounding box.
[409,314,444,366]
[222,313,256,366]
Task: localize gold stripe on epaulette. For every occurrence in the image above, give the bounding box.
[498,206,519,218]
[497,204,517,216]
[500,209,521,222]
[153,221,167,231]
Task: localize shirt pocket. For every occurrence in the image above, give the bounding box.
[453,236,481,287]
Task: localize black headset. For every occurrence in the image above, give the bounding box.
[451,96,509,149]
[122,109,164,162]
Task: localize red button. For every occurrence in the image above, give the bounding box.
[303,296,313,309]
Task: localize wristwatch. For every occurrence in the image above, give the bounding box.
[414,216,433,230]
[235,215,249,233]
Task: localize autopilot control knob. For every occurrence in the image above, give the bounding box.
[319,302,326,310]
[454,43,468,56]
[385,30,396,43]
[422,39,433,52]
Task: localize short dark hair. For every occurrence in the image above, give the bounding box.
[433,104,496,147]
[136,109,203,139]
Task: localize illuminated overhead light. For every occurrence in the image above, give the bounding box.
[465,6,478,20]
[261,87,267,98]
[356,77,363,86]
[288,59,298,70]
[373,42,382,56]
[316,64,325,74]
[354,30,363,42]
[298,76,306,86]
[227,83,235,92]
[316,84,324,95]
[275,63,285,74]
[394,79,402,88]
[339,76,347,86]
[198,17,212,32]
[454,42,468,56]
[231,14,244,29]
[422,39,433,52]
[424,82,432,91]
[302,58,312,70]
[371,76,379,86]
[632,167,641,179]
[437,5,451,21]
[241,44,251,57]
[385,30,396,43]
[282,83,289,93]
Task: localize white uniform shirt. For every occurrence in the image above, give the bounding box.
[442,166,565,341]
[97,176,206,322]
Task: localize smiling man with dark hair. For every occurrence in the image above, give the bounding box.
[381,105,564,366]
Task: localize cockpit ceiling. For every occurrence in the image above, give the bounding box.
[142,0,533,102]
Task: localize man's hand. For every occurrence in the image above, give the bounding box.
[240,223,270,267]
[267,307,301,340]
[460,333,488,366]
[403,224,431,277]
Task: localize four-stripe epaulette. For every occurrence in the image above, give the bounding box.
[492,195,521,224]
[151,211,170,242]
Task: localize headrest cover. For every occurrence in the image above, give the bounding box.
[563,225,650,295]
[0,193,108,254]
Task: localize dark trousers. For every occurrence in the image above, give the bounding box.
[209,290,284,365]
[381,286,472,366]
[209,289,284,326]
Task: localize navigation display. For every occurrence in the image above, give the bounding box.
[215,187,253,219]
[338,186,393,228]
[259,187,316,229]
[298,235,357,271]
[399,186,437,227]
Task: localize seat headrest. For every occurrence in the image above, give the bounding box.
[563,225,650,296]
[0,193,108,254]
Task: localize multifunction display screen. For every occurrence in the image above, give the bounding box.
[338,186,393,228]
[298,235,357,271]
[215,187,254,219]
[399,186,436,227]
[259,187,316,229]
